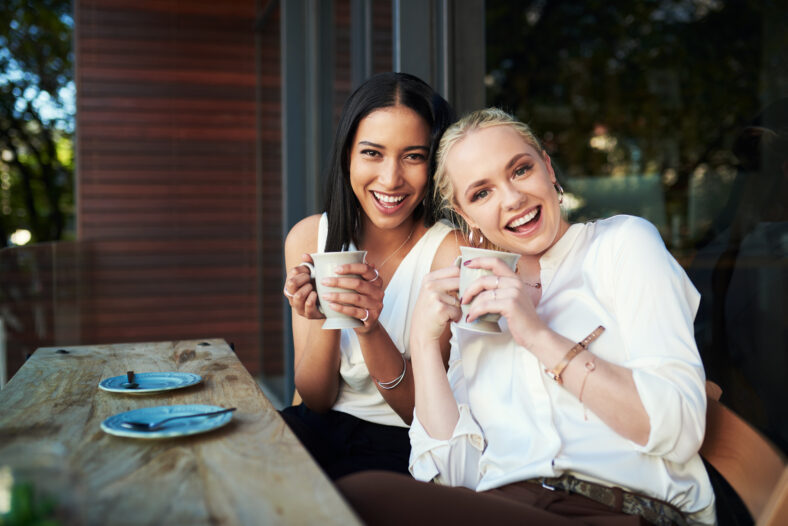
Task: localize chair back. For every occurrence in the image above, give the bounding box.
[701,381,787,525]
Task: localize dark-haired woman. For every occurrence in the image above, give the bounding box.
[280,72,458,479]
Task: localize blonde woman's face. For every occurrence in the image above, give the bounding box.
[446,125,569,257]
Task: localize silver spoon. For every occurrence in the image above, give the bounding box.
[120,407,236,431]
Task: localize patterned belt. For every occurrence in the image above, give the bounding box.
[526,474,688,526]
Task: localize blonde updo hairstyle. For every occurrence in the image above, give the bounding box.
[433,108,547,249]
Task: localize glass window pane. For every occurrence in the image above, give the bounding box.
[486,0,787,452]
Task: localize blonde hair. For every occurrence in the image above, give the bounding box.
[433,108,546,247]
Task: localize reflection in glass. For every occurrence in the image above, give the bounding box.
[486,0,787,452]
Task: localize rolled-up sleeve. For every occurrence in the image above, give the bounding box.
[409,404,485,487]
[631,361,707,463]
[409,351,486,488]
[607,217,707,463]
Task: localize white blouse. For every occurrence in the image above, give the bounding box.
[409,215,716,525]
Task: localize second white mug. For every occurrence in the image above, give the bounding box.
[455,246,520,333]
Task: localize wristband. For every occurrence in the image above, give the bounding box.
[545,326,605,385]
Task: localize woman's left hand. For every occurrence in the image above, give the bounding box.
[461,257,546,348]
[320,262,385,334]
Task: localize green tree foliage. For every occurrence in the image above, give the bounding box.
[485,0,769,246]
[0,0,74,248]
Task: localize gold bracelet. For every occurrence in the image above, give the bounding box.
[545,326,605,385]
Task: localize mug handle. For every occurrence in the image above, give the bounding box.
[296,261,315,277]
[453,255,462,268]
[295,262,323,314]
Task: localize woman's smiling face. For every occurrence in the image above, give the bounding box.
[349,105,431,230]
[446,124,569,257]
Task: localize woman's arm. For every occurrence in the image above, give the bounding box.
[352,230,461,424]
[410,263,463,438]
[463,261,652,445]
[463,217,705,453]
[407,259,485,488]
[284,215,342,411]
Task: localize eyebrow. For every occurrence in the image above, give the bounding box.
[505,152,534,170]
[357,140,429,152]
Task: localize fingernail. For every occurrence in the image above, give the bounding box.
[465,314,470,322]
[463,260,472,266]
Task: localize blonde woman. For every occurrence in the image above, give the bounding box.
[337,108,715,525]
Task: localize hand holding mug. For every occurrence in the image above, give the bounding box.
[455,247,520,333]
[283,253,323,320]
[288,251,382,330]
[461,256,547,345]
[410,266,462,347]
[319,258,384,333]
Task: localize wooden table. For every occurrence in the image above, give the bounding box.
[0,339,361,525]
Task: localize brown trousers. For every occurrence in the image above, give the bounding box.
[337,471,650,526]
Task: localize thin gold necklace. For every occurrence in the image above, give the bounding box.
[516,263,541,288]
[374,225,416,271]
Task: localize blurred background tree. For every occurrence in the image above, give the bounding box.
[0,0,74,248]
[485,0,764,250]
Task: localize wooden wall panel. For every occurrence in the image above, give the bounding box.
[75,0,281,376]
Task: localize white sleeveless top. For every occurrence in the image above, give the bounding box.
[317,213,454,427]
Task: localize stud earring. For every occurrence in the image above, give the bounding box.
[554,182,564,204]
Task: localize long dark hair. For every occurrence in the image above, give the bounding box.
[323,72,454,252]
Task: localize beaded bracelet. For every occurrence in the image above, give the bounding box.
[375,353,407,390]
[545,326,605,385]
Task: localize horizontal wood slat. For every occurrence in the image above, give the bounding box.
[74,0,282,377]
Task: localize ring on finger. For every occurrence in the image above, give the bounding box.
[283,285,295,298]
[360,309,370,322]
[367,269,380,283]
[495,276,500,288]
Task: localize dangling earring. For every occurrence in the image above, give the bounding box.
[554,182,564,204]
[468,228,485,247]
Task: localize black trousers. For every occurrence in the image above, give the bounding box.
[279,404,411,480]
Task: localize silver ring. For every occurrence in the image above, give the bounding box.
[360,309,370,322]
[283,285,295,298]
[493,289,497,299]
[368,269,380,282]
[495,276,500,288]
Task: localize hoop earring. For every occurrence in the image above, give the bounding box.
[468,228,485,248]
[554,182,564,204]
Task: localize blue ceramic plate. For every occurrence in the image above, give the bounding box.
[98,372,202,395]
[101,404,234,439]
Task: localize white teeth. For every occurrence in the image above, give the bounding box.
[373,191,406,204]
[508,208,538,228]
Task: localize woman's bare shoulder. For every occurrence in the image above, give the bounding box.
[285,214,322,258]
[430,227,464,271]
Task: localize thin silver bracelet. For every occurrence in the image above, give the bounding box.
[375,353,407,390]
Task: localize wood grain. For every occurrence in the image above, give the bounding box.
[0,339,360,525]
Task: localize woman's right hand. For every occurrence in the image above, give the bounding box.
[410,266,462,348]
[283,253,325,320]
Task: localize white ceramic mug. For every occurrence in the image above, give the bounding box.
[455,246,520,333]
[298,250,368,330]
